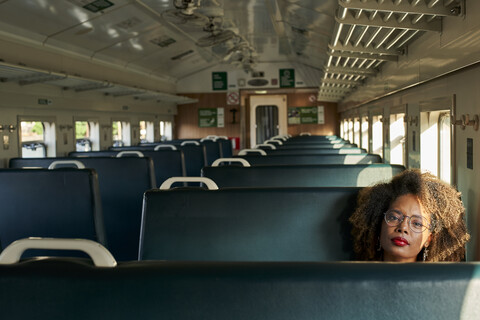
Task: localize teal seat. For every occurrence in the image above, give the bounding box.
[202,164,405,187]
[0,260,479,320]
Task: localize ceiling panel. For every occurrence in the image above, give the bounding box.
[0,0,126,37]
[0,0,464,102]
[48,4,158,53]
[93,25,177,63]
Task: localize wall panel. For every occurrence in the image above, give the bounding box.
[175,93,241,139]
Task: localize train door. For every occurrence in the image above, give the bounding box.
[249,95,287,146]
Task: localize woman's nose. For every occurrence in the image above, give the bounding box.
[396,218,409,233]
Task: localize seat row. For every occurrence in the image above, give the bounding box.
[1,241,478,320]
[2,134,395,261]
[0,139,396,261]
[0,166,361,262]
[2,134,475,319]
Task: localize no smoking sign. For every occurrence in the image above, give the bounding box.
[227,91,240,105]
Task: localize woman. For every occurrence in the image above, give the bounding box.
[349,169,470,262]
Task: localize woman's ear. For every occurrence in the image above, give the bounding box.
[425,233,433,247]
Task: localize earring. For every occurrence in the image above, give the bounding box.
[377,237,382,251]
[423,246,429,262]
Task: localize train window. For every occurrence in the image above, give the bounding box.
[20,120,56,158]
[20,121,46,158]
[439,113,451,184]
[372,115,383,158]
[75,121,91,152]
[160,121,173,141]
[74,121,100,152]
[140,121,154,143]
[420,110,451,182]
[139,121,146,143]
[348,119,353,143]
[112,121,131,147]
[389,113,406,166]
[344,119,349,140]
[353,118,360,146]
[339,120,344,139]
[361,116,369,151]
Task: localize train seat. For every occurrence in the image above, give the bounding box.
[202,163,405,188]
[117,142,208,178]
[139,186,360,261]
[9,157,155,261]
[217,137,233,157]
[177,143,207,177]
[0,169,105,257]
[200,139,222,165]
[69,149,186,187]
[1,252,479,319]
[276,143,358,148]
[236,153,382,165]
[258,148,367,155]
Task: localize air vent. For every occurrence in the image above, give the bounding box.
[150,36,176,48]
[73,0,115,13]
[171,50,194,61]
[248,79,269,87]
[251,71,265,78]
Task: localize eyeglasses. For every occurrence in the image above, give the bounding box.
[383,210,432,233]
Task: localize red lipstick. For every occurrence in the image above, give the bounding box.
[391,237,409,246]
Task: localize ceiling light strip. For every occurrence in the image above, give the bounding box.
[339,0,459,17]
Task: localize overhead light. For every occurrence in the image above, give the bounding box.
[255,90,267,94]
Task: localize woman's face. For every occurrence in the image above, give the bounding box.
[380,193,432,262]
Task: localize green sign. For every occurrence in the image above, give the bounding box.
[299,107,318,124]
[199,108,225,127]
[288,106,325,124]
[279,69,295,88]
[212,72,228,91]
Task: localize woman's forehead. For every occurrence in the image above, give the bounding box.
[389,194,429,217]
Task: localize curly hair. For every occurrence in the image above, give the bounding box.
[349,169,470,262]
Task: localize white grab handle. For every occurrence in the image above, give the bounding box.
[116,151,144,158]
[271,135,287,141]
[255,143,276,150]
[300,132,311,136]
[238,149,267,156]
[48,160,85,169]
[212,158,251,167]
[200,137,217,142]
[217,136,228,140]
[265,139,283,145]
[160,177,219,190]
[180,141,201,146]
[154,144,177,151]
[0,238,117,267]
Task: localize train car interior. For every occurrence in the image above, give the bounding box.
[1,0,480,318]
